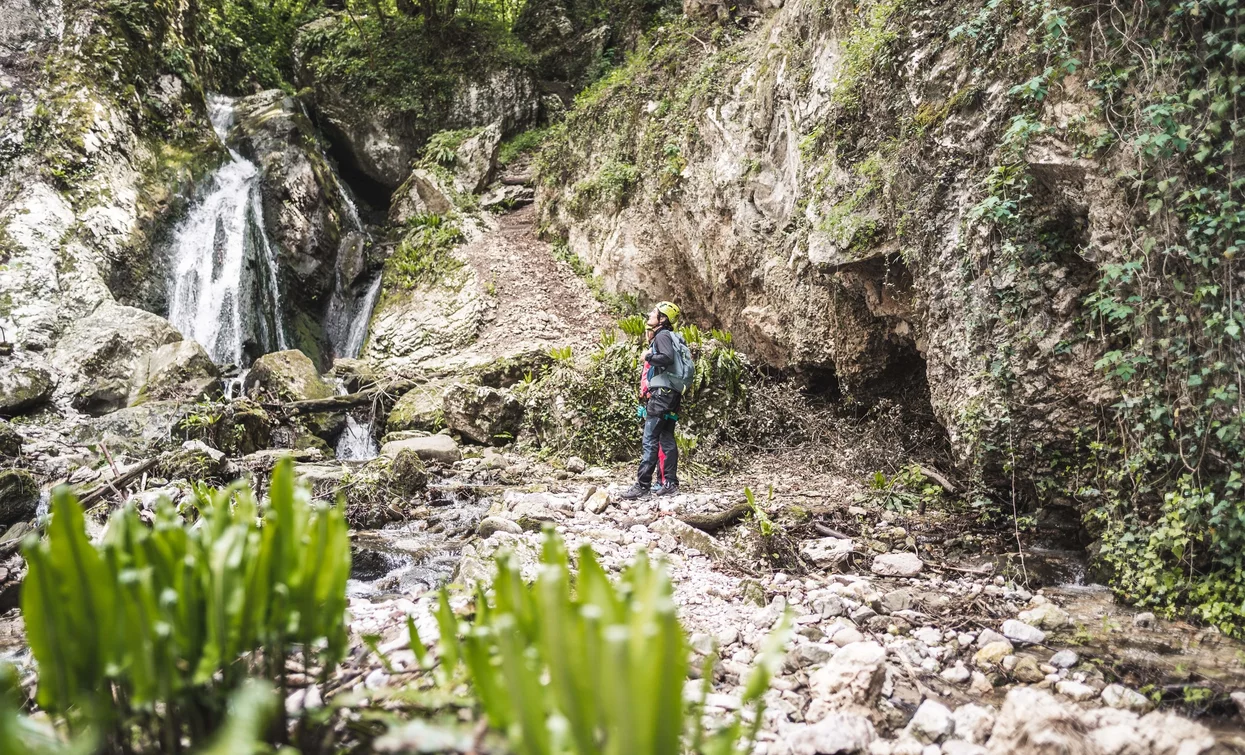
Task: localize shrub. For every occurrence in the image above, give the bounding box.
[435,530,788,754]
[20,458,350,750]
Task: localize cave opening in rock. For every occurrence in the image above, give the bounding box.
[799,365,842,403]
[318,121,394,217]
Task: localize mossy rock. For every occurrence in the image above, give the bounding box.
[0,420,21,458]
[158,441,229,482]
[0,362,53,416]
[387,381,450,433]
[390,449,429,496]
[0,469,38,527]
[342,453,429,529]
[243,349,335,403]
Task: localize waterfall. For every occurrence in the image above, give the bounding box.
[322,160,382,361]
[167,94,287,367]
[335,414,379,460]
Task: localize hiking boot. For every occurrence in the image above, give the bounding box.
[618,483,650,500]
[655,482,680,497]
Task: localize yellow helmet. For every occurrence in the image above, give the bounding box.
[655,301,681,324]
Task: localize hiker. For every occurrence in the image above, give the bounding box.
[638,330,668,490]
[620,301,693,500]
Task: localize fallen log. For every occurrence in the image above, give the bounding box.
[678,502,752,533]
[916,463,958,494]
[78,456,159,508]
[262,378,421,415]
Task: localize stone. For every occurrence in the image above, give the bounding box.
[871,552,923,577]
[159,440,229,481]
[0,420,21,458]
[1054,679,1097,701]
[381,434,462,465]
[809,641,887,706]
[1100,684,1152,713]
[478,516,523,538]
[879,589,914,613]
[788,642,836,670]
[650,516,729,560]
[389,169,456,223]
[585,489,611,514]
[786,712,876,754]
[831,627,866,647]
[244,350,334,402]
[1049,649,1078,668]
[1001,619,1045,645]
[131,340,220,404]
[442,383,523,446]
[801,537,855,567]
[451,121,502,194]
[940,742,986,755]
[1134,711,1216,754]
[1017,602,1070,630]
[0,361,53,416]
[940,664,970,684]
[950,704,994,745]
[0,469,38,526]
[565,455,587,474]
[50,302,183,415]
[975,629,1006,647]
[387,381,450,433]
[1011,655,1045,683]
[1132,611,1157,629]
[972,640,1013,667]
[987,688,1087,752]
[1232,690,1245,718]
[905,699,954,744]
[389,449,430,493]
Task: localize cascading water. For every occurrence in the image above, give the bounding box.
[167,94,287,369]
[322,154,383,361]
[335,414,380,460]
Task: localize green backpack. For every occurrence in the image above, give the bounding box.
[653,332,694,394]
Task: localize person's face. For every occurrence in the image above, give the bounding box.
[647,309,661,329]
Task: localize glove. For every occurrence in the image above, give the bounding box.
[636,405,647,419]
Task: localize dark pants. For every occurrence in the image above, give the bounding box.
[637,388,679,486]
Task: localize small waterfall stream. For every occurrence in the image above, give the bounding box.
[323,175,383,362]
[167,94,287,367]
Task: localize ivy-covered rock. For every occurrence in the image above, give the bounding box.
[0,469,38,527]
[243,349,335,403]
[443,383,524,446]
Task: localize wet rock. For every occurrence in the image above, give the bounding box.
[390,449,430,494]
[1017,601,1070,630]
[452,121,502,194]
[0,469,38,527]
[1001,619,1045,645]
[786,711,876,754]
[871,552,923,576]
[478,516,523,538]
[801,537,855,568]
[809,641,887,706]
[50,302,182,415]
[381,434,461,465]
[131,340,220,404]
[1049,649,1078,668]
[906,699,954,744]
[244,350,334,402]
[972,640,1013,667]
[950,704,995,745]
[1100,684,1152,713]
[442,383,523,446]
[0,420,21,458]
[0,361,53,415]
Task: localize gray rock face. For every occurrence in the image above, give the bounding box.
[389,169,456,224]
[0,469,38,526]
[451,122,502,195]
[131,340,220,404]
[0,360,53,416]
[442,383,523,446]
[50,302,183,415]
[380,434,462,465]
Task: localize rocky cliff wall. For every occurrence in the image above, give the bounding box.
[536,0,1126,488]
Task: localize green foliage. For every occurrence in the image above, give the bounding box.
[618,315,648,340]
[567,160,641,217]
[499,127,550,166]
[383,214,466,290]
[422,128,482,167]
[20,458,350,750]
[198,0,318,91]
[861,465,943,514]
[830,0,907,110]
[436,530,788,754]
[744,487,776,537]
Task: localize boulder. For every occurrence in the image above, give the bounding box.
[650,516,729,560]
[906,699,954,744]
[1017,601,1070,630]
[0,361,53,416]
[0,420,21,458]
[973,640,1013,667]
[389,168,455,224]
[478,516,523,538]
[871,552,924,577]
[801,537,855,568]
[387,381,449,432]
[1001,619,1046,645]
[381,434,461,465]
[159,440,229,481]
[244,350,334,402]
[1011,655,1045,683]
[84,400,197,456]
[50,302,182,415]
[442,383,523,446]
[786,712,876,755]
[0,469,38,526]
[451,121,502,195]
[131,340,220,404]
[808,641,887,706]
[331,358,381,393]
[389,449,430,494]
[950,704,995,745]
[1049,649,1078,668]
[1100,684,1152,713]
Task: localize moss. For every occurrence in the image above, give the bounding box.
[381,216,467,292]
[498,127,550,166]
